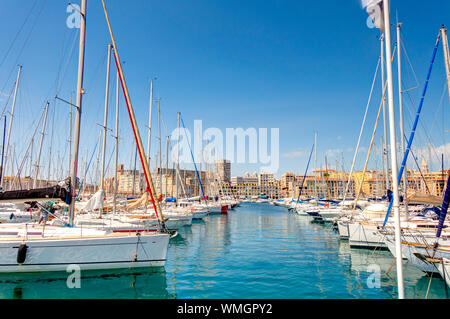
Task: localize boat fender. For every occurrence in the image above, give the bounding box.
[17,243,28,264]
[169,230,178,239]
[9,213,14,220]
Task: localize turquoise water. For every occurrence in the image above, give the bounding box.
[0,202,447,299]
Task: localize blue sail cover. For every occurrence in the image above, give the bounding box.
[436,173,450,238]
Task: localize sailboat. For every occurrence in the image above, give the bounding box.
[0,0,171,273]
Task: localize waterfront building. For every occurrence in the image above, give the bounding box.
[215,159,231,183]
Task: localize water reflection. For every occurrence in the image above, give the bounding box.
[338,236,449,299]
[0,267,175,299]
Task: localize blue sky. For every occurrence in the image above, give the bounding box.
[0,0,448,182]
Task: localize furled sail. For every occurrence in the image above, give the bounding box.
[0,178,71,204]
[80,189,105,212]
[126,191,150,210]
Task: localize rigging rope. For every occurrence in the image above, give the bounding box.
[76,140,99,199]
[343,56,381,201]
[180,116,209,210]
[159,112,188,198]
[294,143,314,210]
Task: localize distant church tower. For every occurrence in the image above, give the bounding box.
[421,156,429,174]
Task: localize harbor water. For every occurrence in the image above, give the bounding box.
[0,202,447,299]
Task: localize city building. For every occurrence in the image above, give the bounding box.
[215,159,231,183]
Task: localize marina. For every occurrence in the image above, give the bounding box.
[0,202,448,299]
[0,0,448,302]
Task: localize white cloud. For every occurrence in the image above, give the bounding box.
[325,148,343,158]
[281,150,306,158]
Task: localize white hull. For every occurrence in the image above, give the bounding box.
[395,234,450,275]
[0,230,170,273]
[348,222,387,249]
[337,220,350,239]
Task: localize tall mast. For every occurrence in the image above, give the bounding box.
[165,135,169,198]
[158,99,162,196]
[396,22,409,218]
[176,112,180,200]
[0,116,6,187]
[100,44,112,194]
[441,26,450,105]
[2,65,22,187]
[381,35,390,194]
[102,0,165,225]
[132,144,137,196]
[340,152,345,198]
[324,156,330,199]
[147,79,153,166]
[442,26,450,188]
[382,0,404,299]
[198,126,203,197]
[29,138,34,181]
[69,0,87,226]
[94,130,101,191]
[314,131,317,199]
[68,94,73,177]
[46,106,54,186]
[335,157,339,199]
[32,102,49,189]
[380,135,385,196]
[113,70,119,214]
[373,141,380,198]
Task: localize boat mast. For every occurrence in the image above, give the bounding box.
[69,0,87,226]
[381,35,390,194]
[441,26,450,107]
[380,135,385,197]
[198,127,203,197]
[324,156,330,199]
[2,65,22,188]
[382,0,404,299]
[165,135,169,198]
[29,138,33,183]
[147,79,153,166]
[132,144,137,196]
[32,101,49,189]
[373,141,380,198]
[158,99,162,196]
[94,130,102,191]
[314,131,317,199]
[0,116,6,187]
[176,112,180,201]
[113,70,119,214]
[340,152,345,198]
[100,44,112,197]
[68,94,73,177]
[102,0,165,226]
[396,22,409,218]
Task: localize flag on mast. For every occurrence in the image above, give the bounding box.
[362,0,385,33]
